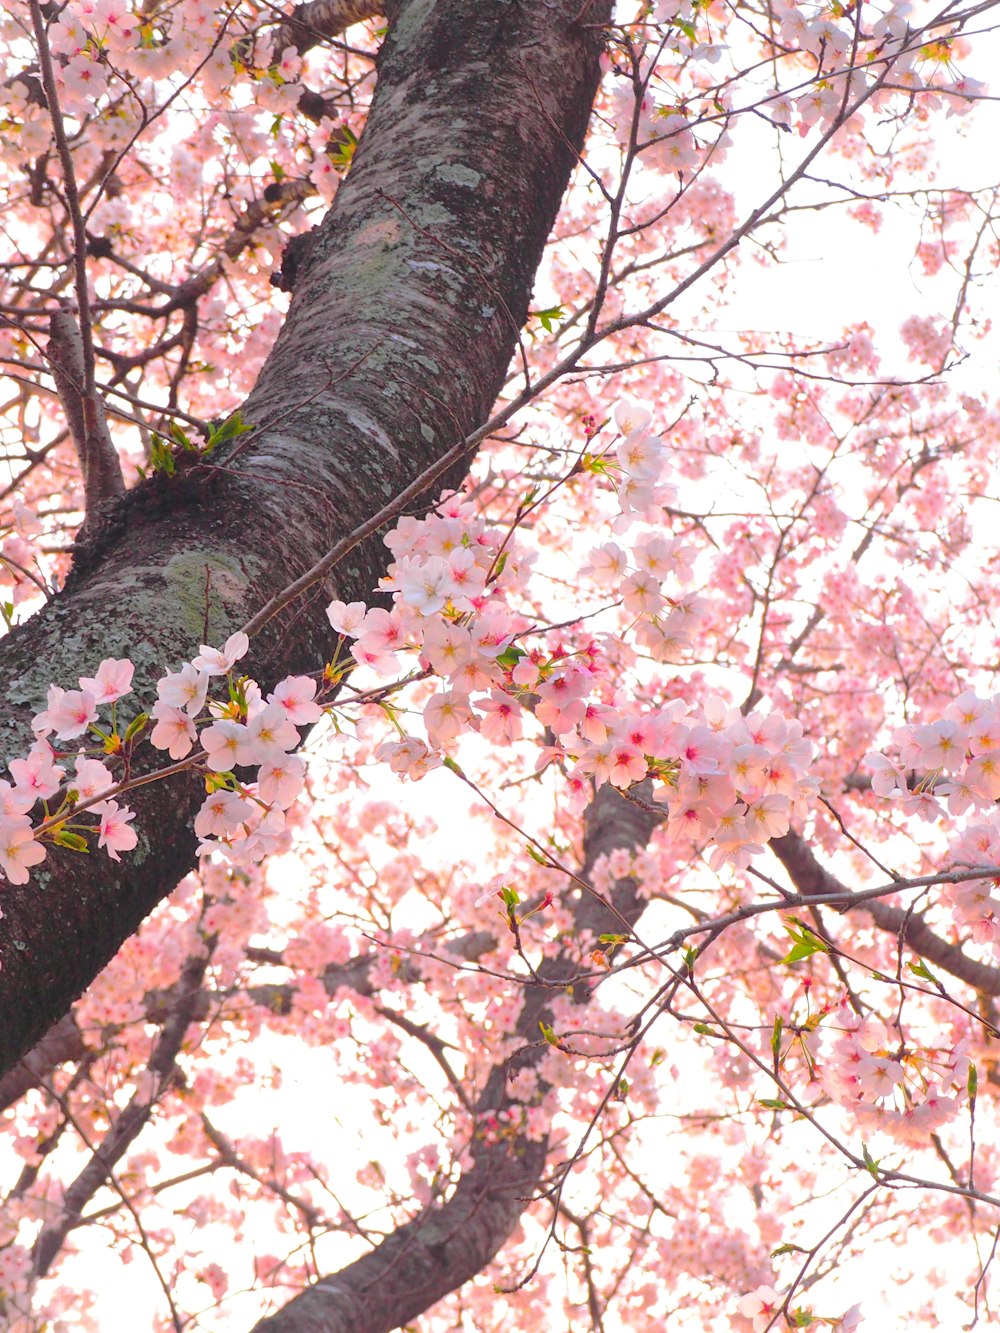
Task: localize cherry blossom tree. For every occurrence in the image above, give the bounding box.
[2,0,1000,1329]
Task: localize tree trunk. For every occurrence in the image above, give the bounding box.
[0,0,611,1078]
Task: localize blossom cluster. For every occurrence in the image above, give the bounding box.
[0,499,44,606]
[0,398,825,891]
[328,403,817,872]
[738,1284,862,1332]
[1,0,350,238]
[0,657,139,883]
[0,400,822,901]
[814,1006,969,1144]
[612,0,987,167]
[867,689,1000,952]
[0,636,321,885]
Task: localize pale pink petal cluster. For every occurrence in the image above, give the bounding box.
[93,800,138,861]
[191,632,250,676]
[737,1285,781,1331]
[869,689,1000,950]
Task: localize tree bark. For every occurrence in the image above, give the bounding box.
[0,0,611,1079]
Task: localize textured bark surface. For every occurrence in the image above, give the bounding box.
[0,0,611,1079]
[253,782,657,1333]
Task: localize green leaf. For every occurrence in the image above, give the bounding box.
[149,434,176,475]
[124,711,149,742]
[499,885,519,909]
[328,126,358,169]
[758,1097,789,1110]
[968,1062,978,1102]
[580,452,618,478]
[771,1014,784,1059]
[781,923,829,966]
[526,845,548,866]
[539,1020,560,1047]
[771,1242,810,1258]
[169,422,195,451]
[861,1142,880,1178]
[693,1022,716,1037]
[206,410,254,451]
[907,958,940,985]
[52,830,89,852]
[530,304,564,333]
[495,644,523,671]
[599,933,627,945]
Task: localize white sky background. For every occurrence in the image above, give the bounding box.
[11,15,1000,1333]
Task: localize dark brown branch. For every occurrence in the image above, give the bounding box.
[30,947,212,1277]
[269,0,384,59]
[201,1114,325,1228]
[252,777,653,1333]
[46,309,124,536]
[771,830,1000,995]
[0,1011,86,1114]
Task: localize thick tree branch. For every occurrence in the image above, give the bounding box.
[46,310,124,536]
[771,830,1000,995]
[0,930,500,1116]
[29,946,211,1278]
[0,1013,86,1114]
[0,0,610,1080]
[252,780,656,1333]
[268,0,384,60]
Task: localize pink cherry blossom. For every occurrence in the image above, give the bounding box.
[78,658,134,704]
[194,789,254,840]
[0,781,34,817]
[237,703,299,766]
[32,686,97,740]
[191,632,250,676]
[376,736,442,780]
[392,557,454,616]
[92,800,138,861]
[257,755,305,808]
[326,600,368,636]
[157,664,210,717]
[9,742,64,802]
[73,758,114,801]
[0,817,45,885]
[267,676,322,725]
[423,691,474,745]
[477,692,523,744]
[201,720,247,772]
[149,703,197,759]
[738,1285,781,1331]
